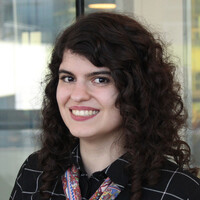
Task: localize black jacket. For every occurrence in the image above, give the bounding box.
[10,152,200,200]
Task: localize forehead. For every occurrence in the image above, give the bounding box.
[60,50,110,73]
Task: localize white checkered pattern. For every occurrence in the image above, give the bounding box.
[9,152,200,200]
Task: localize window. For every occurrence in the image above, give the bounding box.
[0,0,75,198]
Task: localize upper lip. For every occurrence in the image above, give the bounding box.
[69,106,99,111]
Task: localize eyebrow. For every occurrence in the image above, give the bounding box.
[58,69,73,75]
[58,69,111,77]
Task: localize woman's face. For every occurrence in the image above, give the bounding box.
[56,50,123,141]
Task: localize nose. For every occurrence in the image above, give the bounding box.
[70,82,91,102]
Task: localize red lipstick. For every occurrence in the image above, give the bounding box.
[69,106,99,121]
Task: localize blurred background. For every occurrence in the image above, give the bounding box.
[0,0,200,199]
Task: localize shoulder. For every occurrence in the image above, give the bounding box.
[142,160,200,200]
[16,151,43,191]
[21,151,43,180]
[18,151,43,178]
[161,160,200,190]
[9,152,43,200]
[23,151,41,170]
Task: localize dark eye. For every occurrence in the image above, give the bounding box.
[62,76,75,83]
[93,77,110,84]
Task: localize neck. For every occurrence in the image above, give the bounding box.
[80,135,125,177]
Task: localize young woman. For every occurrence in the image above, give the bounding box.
[10,12,200,200]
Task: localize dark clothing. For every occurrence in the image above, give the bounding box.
[10,150,200,200]
[71,145,130,199]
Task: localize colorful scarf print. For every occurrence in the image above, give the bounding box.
[62,165,121,200]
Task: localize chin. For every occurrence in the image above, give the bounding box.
[70,130,94,138]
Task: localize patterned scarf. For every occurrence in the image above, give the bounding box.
[62,165,121,200]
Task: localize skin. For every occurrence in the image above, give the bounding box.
[56,50,125,176]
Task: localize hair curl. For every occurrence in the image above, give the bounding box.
[39,12,193,200]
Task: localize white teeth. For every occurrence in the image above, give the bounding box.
[89,110,92,115]
[72,110,98,116]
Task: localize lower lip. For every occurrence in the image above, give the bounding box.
[70,112,98,121]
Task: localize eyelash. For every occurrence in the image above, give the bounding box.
[59,75,111,85]
[60,76,74,83]
[93,77,110,84]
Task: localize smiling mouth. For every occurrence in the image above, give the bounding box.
[71,110,99,116]
[69,107,100,121]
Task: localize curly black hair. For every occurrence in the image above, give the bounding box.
[39,12,193,200]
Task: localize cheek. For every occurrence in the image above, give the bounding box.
[106,106,123,131]
[98,91,121,120]
[101,89,121,119]
[56,85,70,106]
[99,88,118,108]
